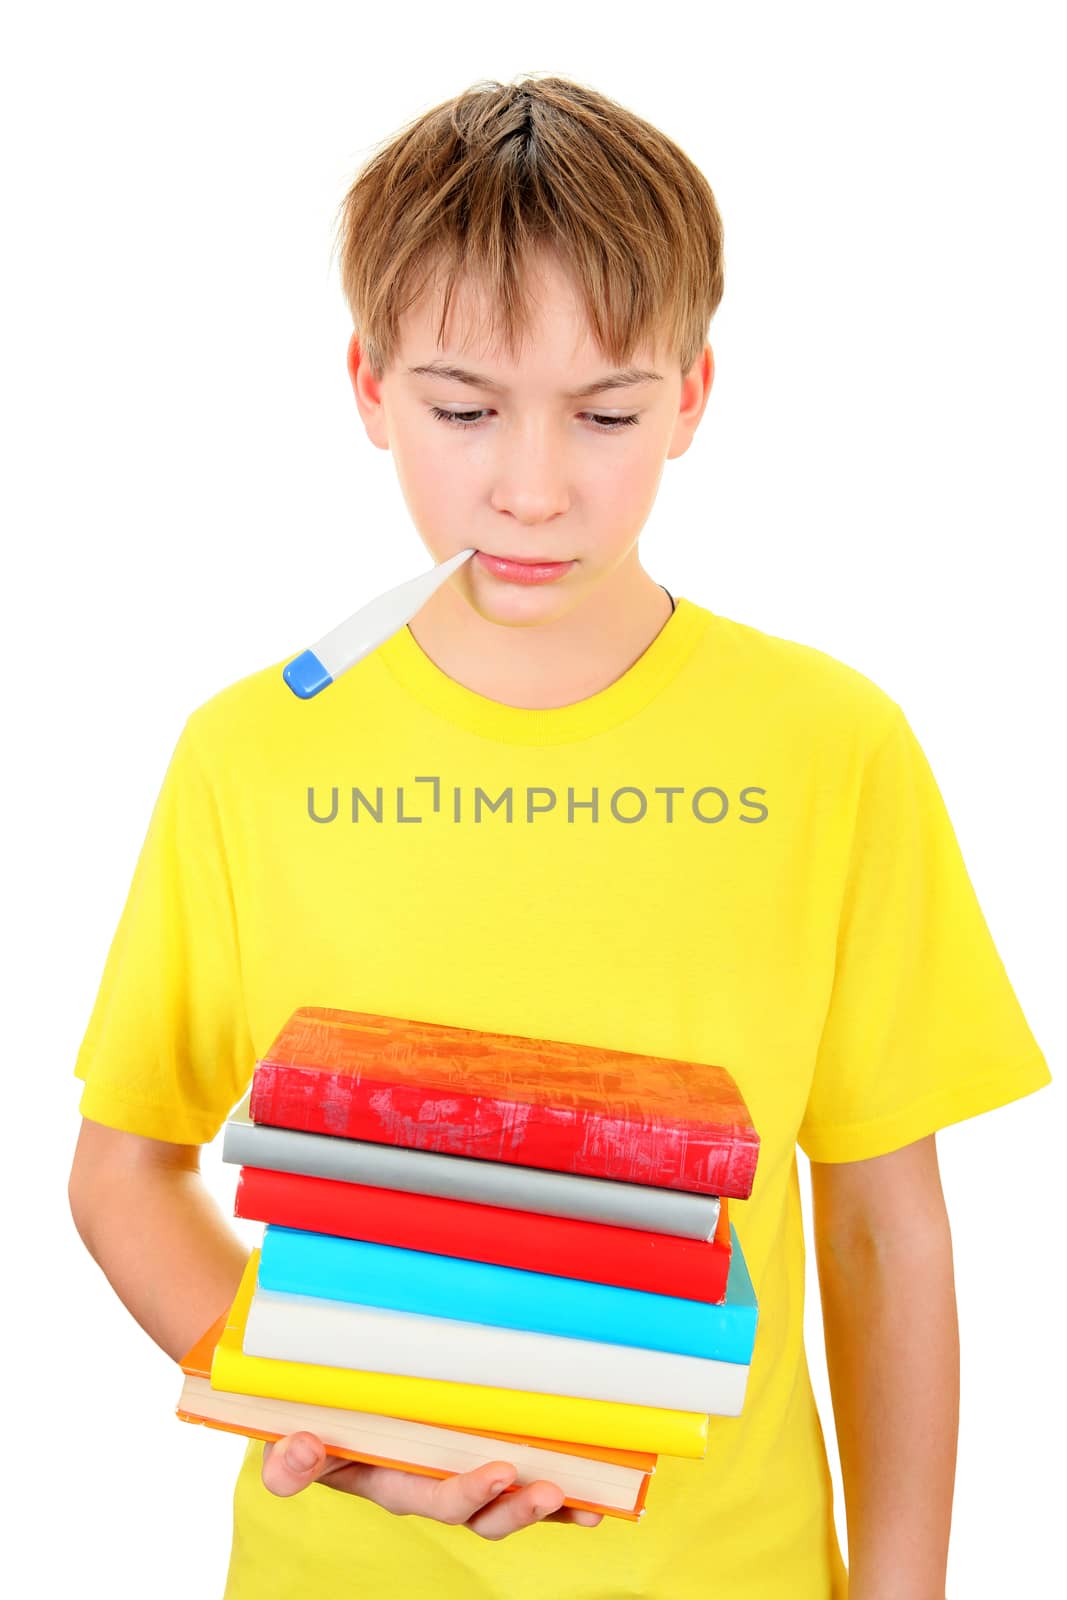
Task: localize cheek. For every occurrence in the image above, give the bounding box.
[585,439,660,506]
[396,429,473,508]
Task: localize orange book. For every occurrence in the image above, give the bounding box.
[176,1314,655,1521]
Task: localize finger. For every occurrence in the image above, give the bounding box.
[261,1431,333,1497]
[541,1507,604,1528]
[369,1465,602,1532]
[393,1458,520,1523]
[462,1477,567,1541]
[329,1456,518,1521]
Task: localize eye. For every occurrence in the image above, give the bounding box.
[429,407,640,432]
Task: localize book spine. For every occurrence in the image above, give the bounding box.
[223,1112,722,1240]
[235,1166,731,1302]
[250,1063,758,1199]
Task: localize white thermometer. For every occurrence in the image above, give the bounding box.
[283,547,477,699]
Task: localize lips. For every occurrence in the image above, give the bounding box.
[474,550,576,585]
[479,552,569,564]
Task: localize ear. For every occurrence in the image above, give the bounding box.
[347,333,390,451]
[666,343,715,461]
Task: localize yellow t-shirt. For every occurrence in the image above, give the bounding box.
[74,596,1051,1599]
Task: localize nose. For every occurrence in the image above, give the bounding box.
[488,419,571,526]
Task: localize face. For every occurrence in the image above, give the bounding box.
[348,248,713,624]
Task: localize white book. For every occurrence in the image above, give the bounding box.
[243,1286,750,1416]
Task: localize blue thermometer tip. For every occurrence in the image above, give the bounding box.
[283,650,333,699]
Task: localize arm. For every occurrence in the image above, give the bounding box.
[67,1116,250,1361]
[810,1134,959,1600]
[68,1115,601,1536]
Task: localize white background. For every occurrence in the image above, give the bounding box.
[3,3,1063,1595]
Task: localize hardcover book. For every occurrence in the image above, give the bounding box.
[249,1006,760,1199]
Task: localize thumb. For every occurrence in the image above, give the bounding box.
[261,1431,328,1497]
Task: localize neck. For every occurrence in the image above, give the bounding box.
[405,560,676,711]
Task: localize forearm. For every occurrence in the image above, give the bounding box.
[70,1147,249,1362]
[815,1219,959,1599]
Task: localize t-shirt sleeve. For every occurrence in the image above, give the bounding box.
[798,702,1051,1163]
[73,714,255,1144]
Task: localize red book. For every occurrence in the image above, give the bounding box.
[249,1007,759,1199]
[234,1166,734,1303]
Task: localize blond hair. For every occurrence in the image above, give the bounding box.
[334,74,724,379]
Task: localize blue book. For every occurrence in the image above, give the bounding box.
[257,1221,758,1363]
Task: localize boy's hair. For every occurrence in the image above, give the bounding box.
[334,74,724,380]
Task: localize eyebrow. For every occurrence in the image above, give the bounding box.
[406,361,664,399]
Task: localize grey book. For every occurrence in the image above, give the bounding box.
[221,1093,722,1241]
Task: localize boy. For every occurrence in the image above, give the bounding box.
[68,74,1050,1599]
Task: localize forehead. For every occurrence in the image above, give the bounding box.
[398,249,661,375]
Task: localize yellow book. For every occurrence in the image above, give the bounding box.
[212,1251,708,1460]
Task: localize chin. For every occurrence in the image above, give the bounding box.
[467,581,578,627]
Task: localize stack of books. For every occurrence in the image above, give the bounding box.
[176,1006,761,1521]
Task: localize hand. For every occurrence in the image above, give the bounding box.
[261,1429,605,1540]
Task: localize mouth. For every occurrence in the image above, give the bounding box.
[473,550,577,585]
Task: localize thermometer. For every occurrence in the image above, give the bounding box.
[283,547,477,699]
